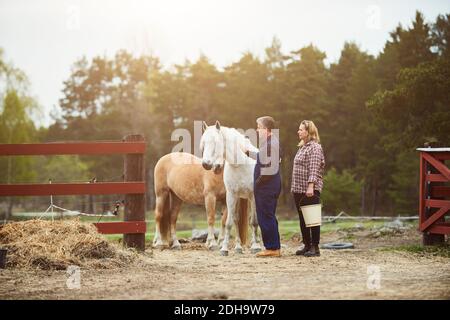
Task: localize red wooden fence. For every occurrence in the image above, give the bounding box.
[417,148,450,245]
[0,135,147,251]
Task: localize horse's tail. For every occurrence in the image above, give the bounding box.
[238,198,248,245]
[159,191,172,242]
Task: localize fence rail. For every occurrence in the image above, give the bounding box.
[0,182,146,196]
[0,142,145,155]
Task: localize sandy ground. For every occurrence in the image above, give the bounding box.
[1,229,449,300]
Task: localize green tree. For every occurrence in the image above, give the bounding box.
[0,49,40,219]
[184,55,223,124]
[368,57,450,148]
[367,55,450,216]
[0,91,38,219]
[220,52,272,128]
[325,42,377,171]
[386,151,419,215]
[321,167,363,215]
[375,11,435,90]
[432,13,450,57]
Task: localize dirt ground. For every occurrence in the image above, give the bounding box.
[1,228,449,300]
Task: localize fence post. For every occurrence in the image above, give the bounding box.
[123,134,146,251]
[423,152,446,245]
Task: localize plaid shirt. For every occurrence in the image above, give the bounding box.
[291,140,325,193]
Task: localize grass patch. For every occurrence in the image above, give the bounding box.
[105,219,411,242]
[22,212,417,244]
[342,234,356,241]
[379,244,450,258]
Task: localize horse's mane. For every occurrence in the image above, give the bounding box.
[221,126,252,146]
[219,126,256,166]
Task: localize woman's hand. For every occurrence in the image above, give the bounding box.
[306,183,314,197]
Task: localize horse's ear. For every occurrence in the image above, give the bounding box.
[215,120,221,130]
[202,121,208,132]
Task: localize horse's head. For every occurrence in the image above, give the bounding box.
[199,120,225,174]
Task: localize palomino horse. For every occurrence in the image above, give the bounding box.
[200,121,263,256]
[153,152,246,250]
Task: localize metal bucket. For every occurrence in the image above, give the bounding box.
[0,248,7,269]
[300,203,322,227]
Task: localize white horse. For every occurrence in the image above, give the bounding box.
[200,121,262,256]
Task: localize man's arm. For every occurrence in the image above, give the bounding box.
[242,137,259,160]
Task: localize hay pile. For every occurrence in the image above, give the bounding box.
[0,219,143,270]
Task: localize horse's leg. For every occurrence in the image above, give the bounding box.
[169,192,183,250]
[220,192,237,256]
[249,194,262,253]
[218,205,227,245]
[205,194,219,250]
[153,190,170,249]
[232,199,244,254]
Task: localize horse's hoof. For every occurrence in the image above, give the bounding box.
[208,244,219,251]
[220,250,229,256]
[171,244,182,250]
[251,247,262,254]
[235,248,243,254]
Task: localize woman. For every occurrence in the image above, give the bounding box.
[250,116,282,257]
[291,120,325,257]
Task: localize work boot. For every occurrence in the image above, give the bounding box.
[304,245,320,257]
[256,249,281,257]
[295,244,311,256]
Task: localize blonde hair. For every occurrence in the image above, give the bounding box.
[298,120,321,147]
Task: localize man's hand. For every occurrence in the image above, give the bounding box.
[241,137,259,154]
[306,183,314,197]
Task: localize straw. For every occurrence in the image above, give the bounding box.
[0,219,143,270]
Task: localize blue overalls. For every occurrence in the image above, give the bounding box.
[253,135,282,250]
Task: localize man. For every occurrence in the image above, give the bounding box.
[249,116,282,257]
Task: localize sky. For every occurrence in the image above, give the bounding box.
[1,0,449,127]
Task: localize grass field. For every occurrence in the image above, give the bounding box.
[10,208,418,244]
[76,212,406,244]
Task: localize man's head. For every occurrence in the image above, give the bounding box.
[256,116,276,139]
